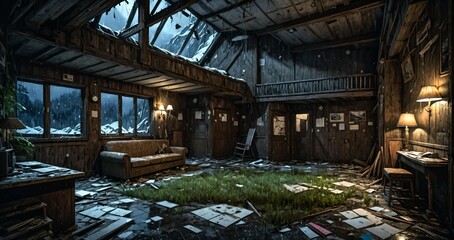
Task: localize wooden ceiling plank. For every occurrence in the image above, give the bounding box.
[64,0,124,30]
[146,79,184,88]
[171,84,207,92]
[161,82,196,90]
[314,0,325,14]
[31,46,60,61]
[132,76,171,85]
[253,0,383,36]
[120,0,198,38]
[123,73,162,82]
[110,69,150,80]
[202,0,256,20]
[292,34,378,52]
[10,0,37,24]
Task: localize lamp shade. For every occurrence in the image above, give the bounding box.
[0,117,26,129]
[416,86,442,102]
[397,113,418,128]
[158,105,165,111]
[166,105,173,111]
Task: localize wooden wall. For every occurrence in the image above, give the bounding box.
[15,61,187,175]
[380,0,452,224]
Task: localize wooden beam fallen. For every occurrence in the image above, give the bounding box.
[254,0,383,36]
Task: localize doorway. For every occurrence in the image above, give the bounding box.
[270,110,289,161]
[212,109,231,158]
[293,113,312,161]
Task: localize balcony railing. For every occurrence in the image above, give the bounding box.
[255,74,376,98]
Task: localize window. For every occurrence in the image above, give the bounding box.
[16,80,84,138]
[16,81,44,135]
[50,86,82,135]
[101,92,151,136]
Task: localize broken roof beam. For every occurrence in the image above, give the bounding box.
[388,0,427,57]
[292,34,379,52]
[64,0,124,30]
[120,0,198,38]
[253,0,383,36]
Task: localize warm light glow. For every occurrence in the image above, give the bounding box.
[158,105,165,111]
[166,105,173,111]
[397,113,418,128]
[416,85,442,102]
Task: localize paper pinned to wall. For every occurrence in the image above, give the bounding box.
[316,117,325,128]
[339,123,345,131]
[350,124,359,130]
[178,113,183,120]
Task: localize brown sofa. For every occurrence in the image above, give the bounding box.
[100,139,187,179]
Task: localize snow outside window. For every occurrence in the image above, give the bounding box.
[16,81,44,136]
[99,1,137,34]
[136,98,150,134]
[153,10,197,54]
[101,92,150,136]
[122,96,134,134]
[180,21,218,61]
[50,86,82,136]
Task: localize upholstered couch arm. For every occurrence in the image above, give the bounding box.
[170,146,188,160]
[100,151,130,163]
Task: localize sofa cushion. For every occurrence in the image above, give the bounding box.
[130,153,182,168]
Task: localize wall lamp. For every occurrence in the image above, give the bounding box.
[157,104,173,120]
[416,85,442,113]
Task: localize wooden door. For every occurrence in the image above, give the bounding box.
[212,109,230,158]
[270,110,289,161]
[187,108,207,157]
[293,113,312,161]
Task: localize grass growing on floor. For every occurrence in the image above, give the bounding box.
[120,169,353,226]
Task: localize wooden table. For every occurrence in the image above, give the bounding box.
[0,161,84,233]
[396,151,448,213]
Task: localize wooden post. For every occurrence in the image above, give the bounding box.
[139,0,149,64]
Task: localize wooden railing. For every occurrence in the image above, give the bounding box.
[255,74,376,98]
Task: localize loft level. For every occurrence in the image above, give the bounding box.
[255,74,376,102]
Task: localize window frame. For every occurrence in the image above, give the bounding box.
[99,90,152,137]
[16,78,86,139]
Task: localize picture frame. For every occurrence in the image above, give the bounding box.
[349,111,366,122]
[273,116,285,136]
[329,113,344,122]
[440,25,449,75]
[401,55,414,83]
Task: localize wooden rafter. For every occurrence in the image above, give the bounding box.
[120,0,198,38]
[292,34,378,52]
[201,0,256,20]
[253,0,383,36]
[28,0,78,29]
[199,33,222,65]
[64,0,124,30]
[125,0,139,29]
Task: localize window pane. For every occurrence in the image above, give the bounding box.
[136,98,150,134]
[16,81,44,135]
[101,93,119,135]
[153,10,197,54]
[50,86,82,136]
[99,0,137,33]
[122,96,134,134]
[181,21,218,61]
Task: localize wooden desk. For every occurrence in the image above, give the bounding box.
[396,151,448,213]
[0,161,84,233]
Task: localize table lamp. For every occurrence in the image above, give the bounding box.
[397,113,418,151]
[0,117,26,148]
[0,117,26,175]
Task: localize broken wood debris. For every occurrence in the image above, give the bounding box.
[84,217,134,240]
[246,201,261,218]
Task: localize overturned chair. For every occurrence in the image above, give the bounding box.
[233,128,256,160]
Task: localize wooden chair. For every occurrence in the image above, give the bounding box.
[383,168,415,206]
[233,128,256,160]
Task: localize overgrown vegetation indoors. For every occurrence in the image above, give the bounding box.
[121,169,353,226]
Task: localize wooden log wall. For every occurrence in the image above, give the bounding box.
[15,61,187,175]
[380,0,452,225]
[289,100,376,163]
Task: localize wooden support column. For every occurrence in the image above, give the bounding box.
[382,60,402,168]
[139,0,150,64]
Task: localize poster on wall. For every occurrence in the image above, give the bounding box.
[195,111,203,119]
[329,113,344,122]
[349,111,366,122]
[273,116,285,136]
[401,55,414,83]
[315,117,325,128]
